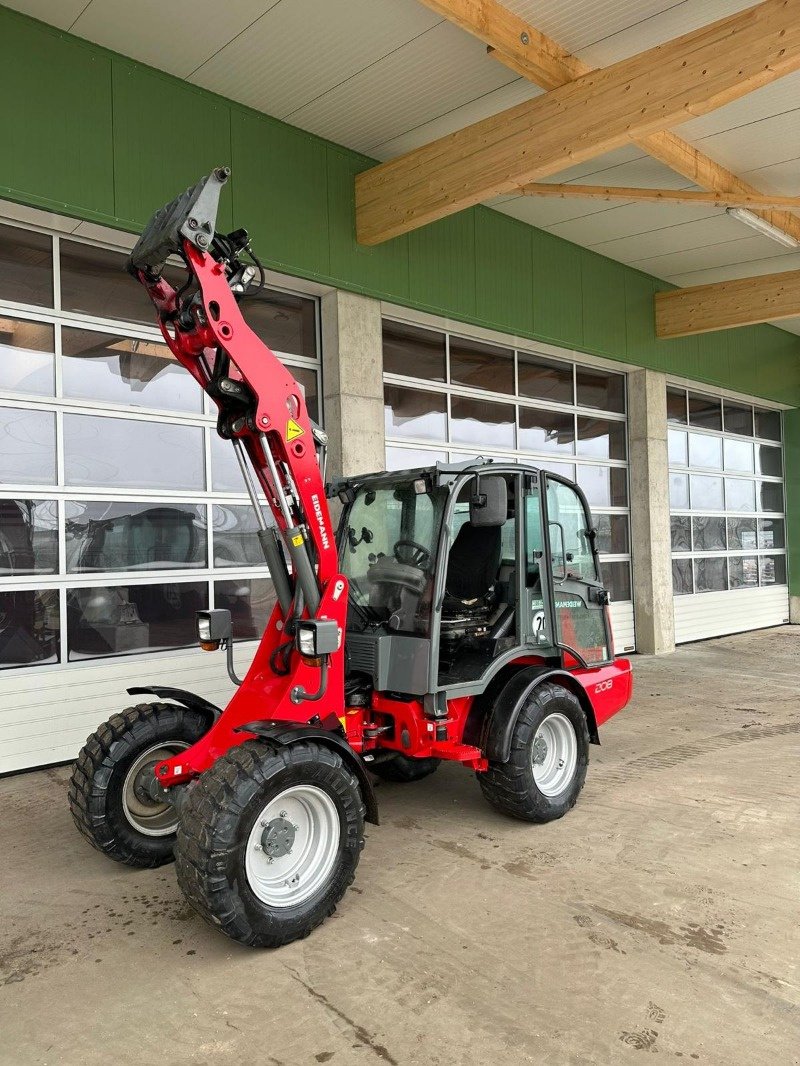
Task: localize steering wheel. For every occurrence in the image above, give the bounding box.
[393,539,431,570]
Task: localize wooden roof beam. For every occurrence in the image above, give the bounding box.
[656,269,800,337]
[416,0,800,245]
[518,184,800,209]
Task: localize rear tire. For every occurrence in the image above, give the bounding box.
[370,754,440,783]
[478,682,588,822]
[175,740,365,948]
[68,702,208,868]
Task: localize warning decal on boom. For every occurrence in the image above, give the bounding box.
[286,419,304,442]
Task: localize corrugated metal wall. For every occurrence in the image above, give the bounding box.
[0,4,798,600]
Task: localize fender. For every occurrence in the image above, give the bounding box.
[484,667,599,764]
[127,686,222,730]
[236,720,380,826]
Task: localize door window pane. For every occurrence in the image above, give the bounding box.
[213,504,271,567]
[688,432,722,469]
[534,459,576,481]
[215,577,276,640]
[690,475,723,511]
[670,472,689,509]
[594,514,629,555]
[576,368,624,413]
[727,517,757,550]
[0,500,58,575]
[692,516,726,551]
[67,580,207,660]
[0,588,60,668]
[693,557,727,593]
[758,482,783,512]
[668,430,687,465]
[689,392,722,431]
[577,465,626,508]
[65,502,206,572]
[666,387,687,425]
[0,224,53,307]
[576,416,626,460]
[60,241,157,324]
[384,385,446,441]
[725,478,755,513]
[64,414,205,491]
[0,317,54,395]
[755,408,781,441]
[0,408,56,485]
[672,558,693,595]
[518,353,573,405]
[759,555,786,586]
[723,402,753,436]
[758,518,785,549]
[602,560,631,602]
[755,445,782,477]
[670,516,691,551]
[450,396,515,448]
[61,327,200,412]
[518,408,574,454]
[723,438,753,473]
[243,290,316,359]
[729,557,759,589]
[449,338,514,394]
[382,321,445,382]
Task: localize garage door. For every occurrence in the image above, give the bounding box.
[381,317,635,654]
[667,385,789,643]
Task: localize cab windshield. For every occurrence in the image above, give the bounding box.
[340,479,448,635]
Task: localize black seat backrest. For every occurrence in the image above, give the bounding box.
[445,476,507,602]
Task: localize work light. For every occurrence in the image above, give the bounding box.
[195,609,232,651]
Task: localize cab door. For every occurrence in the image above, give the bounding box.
[544,474,612,666]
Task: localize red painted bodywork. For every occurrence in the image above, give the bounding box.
[136,240,632,787]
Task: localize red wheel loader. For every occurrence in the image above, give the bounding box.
[69,169,633,948]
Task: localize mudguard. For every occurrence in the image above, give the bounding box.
[484,666,600,763]
[127,686,222,729]
[236,719,380,826]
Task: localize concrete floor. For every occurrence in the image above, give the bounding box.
[1,628,799,1066]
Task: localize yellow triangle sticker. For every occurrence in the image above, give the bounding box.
[286,418,304,442]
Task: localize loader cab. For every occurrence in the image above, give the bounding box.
[336,462,612,699]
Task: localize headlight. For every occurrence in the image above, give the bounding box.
[197,614,212,642]
[297,626,317,656]
[195,609,232,650]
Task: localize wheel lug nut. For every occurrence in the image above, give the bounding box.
[254,844,262,851]
[279,810,287,818]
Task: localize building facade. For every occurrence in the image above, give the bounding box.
[0,6,799,773]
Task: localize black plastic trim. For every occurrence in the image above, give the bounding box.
[235,720,380,825]
[126,686,222,729]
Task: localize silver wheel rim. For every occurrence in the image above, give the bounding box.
[531,712,578,797]
[121,741,189,837]
[245,785,340,909]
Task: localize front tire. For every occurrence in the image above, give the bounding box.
[478,682,589,822]
[175,740,365,948]
[68,702,208,868]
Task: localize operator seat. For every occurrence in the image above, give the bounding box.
[444,475,506,607]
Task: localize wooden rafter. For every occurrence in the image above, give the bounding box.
[412,0,800,246]
[656,269,800,337]
[518,184,800,209]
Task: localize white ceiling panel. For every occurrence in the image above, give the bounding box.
[2,0,87,29]
[774,317,800,336]
[68,0,274,78]
[548,202,722,246]
[628,235,794,278]
[497,194,623,229]
[666,251,800,288]
[192,0,441,119]
[286,21,514,156]
[591,214,766,264]
[742,159,800,196]
[690,112,800,176]
[675,71,800,142]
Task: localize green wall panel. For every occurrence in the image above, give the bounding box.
[326,146,409,302]
[0,4,799,409]
[581,250,627,357]
[112,61,232,231]
[231,109,330,279]
[0,11,114,219]
[409,211,476,320]
[474,207,534,335]
[532,231,583,350]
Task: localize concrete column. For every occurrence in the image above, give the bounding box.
[628,369,675,655]
[321,289,385,479]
